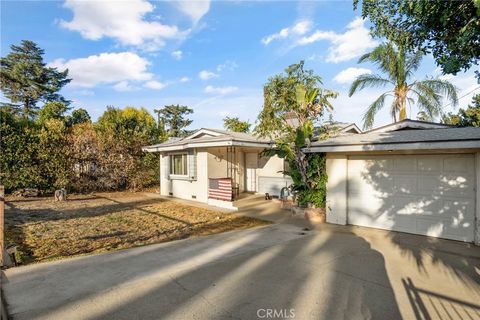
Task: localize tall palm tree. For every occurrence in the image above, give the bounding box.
[349,43,458,129]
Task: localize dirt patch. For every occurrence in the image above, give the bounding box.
[5,192,269,265]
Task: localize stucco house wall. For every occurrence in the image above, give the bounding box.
[256,155,285,178]
[476,152,480,245]
[161,148,286,205]
[326,154,348,225]
[207,148,228,179]
[160,150,209,203]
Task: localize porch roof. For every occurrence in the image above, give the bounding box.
[142,128,274,152]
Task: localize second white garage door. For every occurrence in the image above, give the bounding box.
[347,154,475,242]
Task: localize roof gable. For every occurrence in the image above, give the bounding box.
[339,123,362,134]
[366,119,452,133]
[185,128,224,140]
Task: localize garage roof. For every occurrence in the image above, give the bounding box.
[305,126,480,153]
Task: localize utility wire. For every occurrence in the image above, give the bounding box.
[442,85,480,108]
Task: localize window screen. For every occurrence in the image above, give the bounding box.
[170,154,187,175]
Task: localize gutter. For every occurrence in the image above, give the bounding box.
[143,139,274,152]
[305,139,480,153]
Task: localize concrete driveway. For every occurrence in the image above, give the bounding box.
[2,201,480,320]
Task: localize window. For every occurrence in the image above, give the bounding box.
[170,154,188,175]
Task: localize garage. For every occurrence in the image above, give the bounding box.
[258,176,293,197]
[347,154,475,242]
[306,120,480,244]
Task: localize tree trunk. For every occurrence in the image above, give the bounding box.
[397,86,408,121]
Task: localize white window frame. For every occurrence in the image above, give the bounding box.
[169,153,189,177]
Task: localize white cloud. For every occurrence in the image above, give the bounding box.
[205,85,238,95]
[172,0,211,24]
[333,67,372,84]
[216,60,238,72]
[60,0,184,51]
[298,17,378,63]
[307,54,323,61]
[197,61,237,81]
[179,77,190,82]
[198,70,218,80]
[144,80,166,90]
[291,20,312,35]
[297,31,336,45]
[262,28,289,45]
[171,50,183,60]
[261,20,312,45]
[113,81,135,92]
[48,52,152,87]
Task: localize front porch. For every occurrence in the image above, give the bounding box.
[206,146,263,210]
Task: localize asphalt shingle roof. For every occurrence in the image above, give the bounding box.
[144,128,272,150]
[310,127,480,147]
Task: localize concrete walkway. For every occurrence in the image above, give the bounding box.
[2,198,480,320]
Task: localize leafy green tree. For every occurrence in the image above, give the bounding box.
[96,106,158,142]
[354,0,480,78]
[66,122,99,192]
[349,43,458,129]
[37,119,69,191]
[38,101,69,123]
[223,116,251,133]
[95,106,159,190]
[34,102,70,191]
[1,106,69,192]
[255,61,337,138]
[258,61,338,207]
[68,108,91,125]
[442,94,480,127]
[0,110,41,191]
[157,104,193,137]
[0,40,71,118]
[416,111,432,122]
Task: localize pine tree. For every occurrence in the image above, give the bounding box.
[0,40,71,118]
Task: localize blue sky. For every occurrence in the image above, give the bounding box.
[1,0,478,130]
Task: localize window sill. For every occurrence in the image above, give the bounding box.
[169,175,191,181]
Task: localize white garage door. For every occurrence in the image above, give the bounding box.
[258,176,293,197]
[347,154,475,242]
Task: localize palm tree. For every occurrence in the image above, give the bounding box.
[349,43,458,129]
[416,111,431,122]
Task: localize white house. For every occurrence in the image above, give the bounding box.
[143,128,292,210]
[305,119,480,245]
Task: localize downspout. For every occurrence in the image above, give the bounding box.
[159,153,161,194]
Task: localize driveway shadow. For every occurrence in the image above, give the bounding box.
[3,223,401,320]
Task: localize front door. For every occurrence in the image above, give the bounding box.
[245,153,258,192]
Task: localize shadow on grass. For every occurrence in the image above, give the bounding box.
[5,193,267,265]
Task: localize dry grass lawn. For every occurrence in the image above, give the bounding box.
[5,192,269,265]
